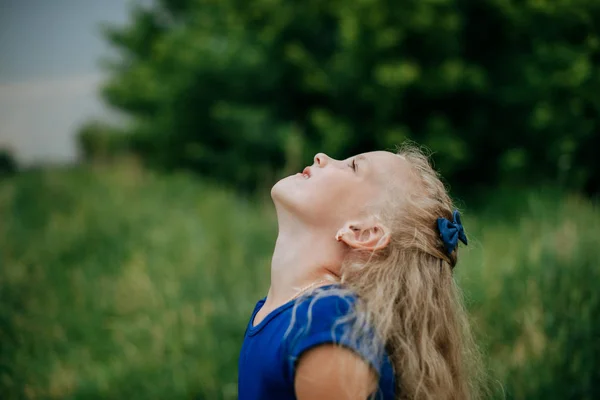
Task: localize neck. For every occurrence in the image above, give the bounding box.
[265,208,342,308]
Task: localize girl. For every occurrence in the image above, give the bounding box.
[238,144,484,399]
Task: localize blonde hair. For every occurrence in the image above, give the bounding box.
[302,143,486,399]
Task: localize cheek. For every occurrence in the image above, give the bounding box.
[271,171,373,224]
[309,174,367,216]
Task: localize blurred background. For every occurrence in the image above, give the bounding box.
[1,0,599,399]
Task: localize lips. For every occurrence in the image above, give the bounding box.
[301,166,311,179]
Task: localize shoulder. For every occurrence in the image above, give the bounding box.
[293,290,357,322]
[283,288,357,353]
[284,288,395,399]
[289,290,380,399]
[284,289,382,370]
[286,289,359,343]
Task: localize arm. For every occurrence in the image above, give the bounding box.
[294,344,378,400]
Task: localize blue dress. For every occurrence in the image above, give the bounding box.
[238,287,396,399]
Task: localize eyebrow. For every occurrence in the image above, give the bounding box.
[356,155,368,163]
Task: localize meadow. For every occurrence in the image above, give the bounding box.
[1,163,599,399]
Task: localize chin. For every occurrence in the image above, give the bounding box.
[271,175,335,228]
[271,173,313,214]
[271,174,296,202]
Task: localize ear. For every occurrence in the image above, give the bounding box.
[335,217,391,251]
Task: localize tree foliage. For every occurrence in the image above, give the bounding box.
[98,0,600,193]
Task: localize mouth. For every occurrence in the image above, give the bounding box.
[301,166,311,179]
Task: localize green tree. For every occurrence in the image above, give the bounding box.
[98,0,600,193]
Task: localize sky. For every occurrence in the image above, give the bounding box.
[0,0,148,165]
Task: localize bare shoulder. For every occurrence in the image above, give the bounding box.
[294,344,378,400]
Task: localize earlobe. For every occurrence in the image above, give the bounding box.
[335,219,391,251]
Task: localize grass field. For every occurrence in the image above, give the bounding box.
[1,163,599,399]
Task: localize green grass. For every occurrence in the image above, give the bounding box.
[459,190,600,399]
[1,164,599,399]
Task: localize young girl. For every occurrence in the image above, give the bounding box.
[238,145,484,399]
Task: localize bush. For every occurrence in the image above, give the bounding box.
[77,121,131,162]
[0,148,17,177]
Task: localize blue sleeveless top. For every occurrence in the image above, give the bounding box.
[238,287,396,399]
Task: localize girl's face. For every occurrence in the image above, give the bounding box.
[272,151,408,229]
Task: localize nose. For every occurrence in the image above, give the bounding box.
[314,152,330,167]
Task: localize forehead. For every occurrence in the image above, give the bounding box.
[356,151,422,207]
[355,151,410,183]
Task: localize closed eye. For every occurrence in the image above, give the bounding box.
[348,159,357,172]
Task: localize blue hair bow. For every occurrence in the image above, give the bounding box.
[437,210,468,254]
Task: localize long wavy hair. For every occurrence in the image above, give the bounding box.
[299,144,485,399]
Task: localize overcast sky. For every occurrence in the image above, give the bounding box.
[0,0,147,165]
